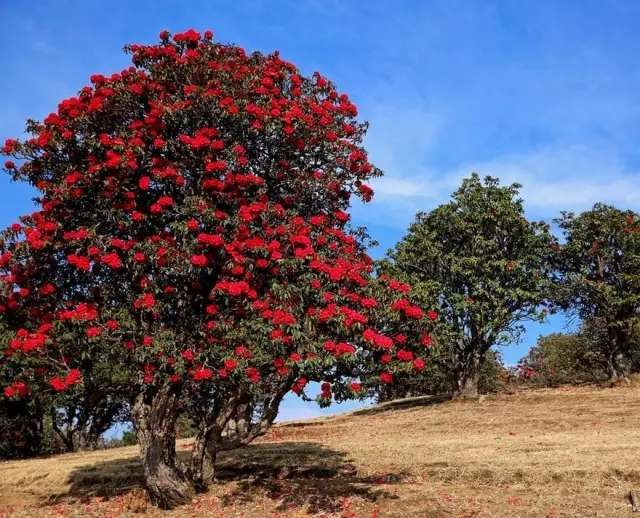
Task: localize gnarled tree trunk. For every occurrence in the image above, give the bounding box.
[190,424,221,491]
[132,383,194,509]
[223,401,251,447]
[218,376,292,450]
[189,390,247,490]
[606,353,622,382]
[452,348,484,399]
[454,370,481,398]
[189,379,292,491]
[605,326,630,382]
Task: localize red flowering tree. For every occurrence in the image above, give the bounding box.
[0,29,432,508]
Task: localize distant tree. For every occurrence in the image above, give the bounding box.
[376,348,508,402]
[555,204,640,380]
[120,429,137,446]
[0,322,46,459]
[48,373,130,452]
[1,318,130,453]
[380,174,556,397]
[517,331,607,385]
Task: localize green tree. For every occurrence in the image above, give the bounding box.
[555,204,640,380]
[380,174,555,397]
[518,331,607,385]
[120,429,137,446]
[376,348,507,401]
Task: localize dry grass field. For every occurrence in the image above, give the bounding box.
[1,380,639,517]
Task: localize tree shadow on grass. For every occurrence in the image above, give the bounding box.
[59,442,398,514]
[215,442,399,514]
[54,452,143,502]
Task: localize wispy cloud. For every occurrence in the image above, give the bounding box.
[355,143,640,231]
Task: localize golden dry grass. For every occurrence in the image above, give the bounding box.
[1,380,639,517]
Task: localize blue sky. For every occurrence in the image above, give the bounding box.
[1,1,639,421]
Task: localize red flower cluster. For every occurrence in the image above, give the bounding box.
[270,309,297,326]
[362,328,394,349]
[49,369,82,392]
[3,381,30,398]
[7,329,48,354]
[215,280,256,298]
[133,293,156,310]
[197,233,224,247]
[67,254,91,271]
[291,377,308,394]
[58,303,99,322]
[101,252,123,269]
[245,367,260,384]
[192,367,213,381]
[391,299,424,319]
[323,340,356,356]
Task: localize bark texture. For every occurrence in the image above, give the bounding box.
[132,384,194,509]
[452,348,484,399]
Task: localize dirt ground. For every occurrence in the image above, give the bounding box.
[1,380,639,517]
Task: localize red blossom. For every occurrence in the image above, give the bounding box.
[3,381,30,398]
[192,366,213,381]
[101,252,123,269]
[197,233,224,247]
[191,254,209,267]
[245,367,260,384]
[379,372,393,384]
[86,326,103,338]
[133,293,156,310]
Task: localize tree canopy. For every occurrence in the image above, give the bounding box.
[379,174,555,396]
[555,203,640,379]
[0,29,432,507]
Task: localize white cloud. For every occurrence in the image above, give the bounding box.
[468,145,640,211]
[355,143,640,230]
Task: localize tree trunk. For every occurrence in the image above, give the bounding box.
[454,369,480,398]
[605,325,631,382]
[605,326,622,382]
[132,383,194,509]
[452,350,483,399]
[222,402,251,446]
[50,407,76,453]
[76,428,101,451]
[188,390,253,490]
[606,353,621,382]
[190,426,221,491]
[217,380,290,451]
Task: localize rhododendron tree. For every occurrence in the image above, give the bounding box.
[0,30,432,508]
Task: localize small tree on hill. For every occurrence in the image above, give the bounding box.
[0,29,432,508]
[517,331,607,385]
[380,174,555,397]
[555,204,640,381]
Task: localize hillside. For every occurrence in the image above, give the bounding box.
[1,382,639,517]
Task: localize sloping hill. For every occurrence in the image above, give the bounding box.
[1,381,639,517]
